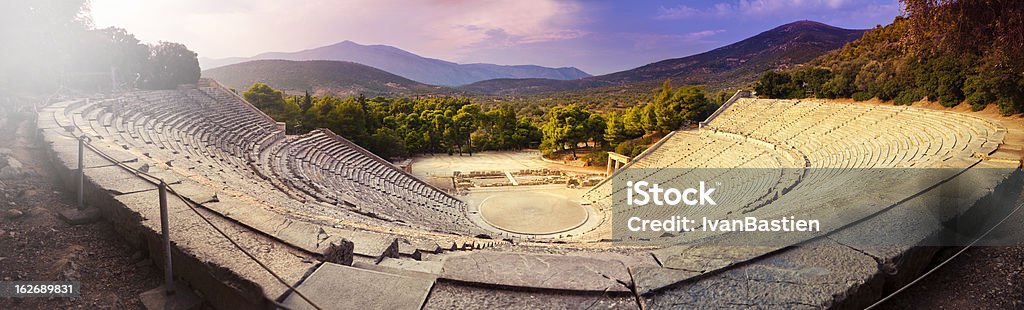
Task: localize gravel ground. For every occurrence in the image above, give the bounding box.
[0,111,161,309]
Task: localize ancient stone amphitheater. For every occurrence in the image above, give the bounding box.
[35,80,1021,309]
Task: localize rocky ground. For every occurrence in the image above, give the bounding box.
[0,109,161,309]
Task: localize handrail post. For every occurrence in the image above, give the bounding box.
[77,136,85,210]
[158,182,175,295]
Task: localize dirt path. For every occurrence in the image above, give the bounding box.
[0,110,160,309]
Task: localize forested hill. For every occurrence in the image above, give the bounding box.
[755,0,1024,115]
[459,20,865,95]
[199,40,591,86]
[201,59,456,97]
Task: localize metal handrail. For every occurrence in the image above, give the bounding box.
[71,130,324,310]
[699,89,752,128]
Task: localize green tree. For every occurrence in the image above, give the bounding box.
[673,86,714,123]
[69,27,149,90]
[243,82,286,110]
[513,118,541,149]
[242,82,304,126]
[654,79,672,105]
[653,85,714,131]
[452,104,481,155]
[367,127,406,158]
[755,71,797,99]
[622,106,645,137]
[640,104,658,133]
[541,105,590,158]
[603,112,626,146]
[301,90,313,112]
[652,79,681,132]
[485,105,521,150]
[586,113,607,147]
[329,98,368,140]
[792,67,832,98]
[143,41,200,89]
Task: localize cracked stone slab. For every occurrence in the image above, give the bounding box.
[197,193,399,260]
[652,245,781,274]
[423,280,638,310]
[412,239,443,254]
[824,188,959,286]
[85,165,158,195]
[355,258,444,276]
[281,263,435,310]
[42,132,87,168]
[378,258,444,274]
[324,232,399,261]
[830,161,1016,250]
[141,165,183,185]
[639,245,783,295]
[112,191,316,305]
[167,181,219,204]
[644,239,882,309]
[84,143,140,166]
[825,162,1018,287]
[630,266,700,295]
[397,238,444,259]
[44,131,138,169]
[439,251,632,292]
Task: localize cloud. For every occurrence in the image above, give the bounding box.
[432,1,587,55]
[89,0,586,62]
[87,0,902,75]
[630,29,727,50]
[686,29,728,40]
[655,0,864,20]
[828,3,903,25]
[655,5,702,20]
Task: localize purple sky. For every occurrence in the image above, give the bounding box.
[91,0,902,75]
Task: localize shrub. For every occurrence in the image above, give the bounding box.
[998,100,1021,116]
[964,75,996,111]
[893,91,920,105]
[852,92,873,102]
[583,149,609,166]
[613,141,631,155]
[630,145,646,157]
[966,91,993,111]
[937,92,962,107]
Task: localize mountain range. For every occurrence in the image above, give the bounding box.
[199,40,590,86]
[201,59,454,97]
[201,21,866,97]
[459,20,866,95]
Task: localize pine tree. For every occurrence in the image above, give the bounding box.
[301,89,313,112]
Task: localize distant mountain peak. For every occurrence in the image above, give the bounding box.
[200,41,590,86]
[460,20,865,95]
[771,20,847,32]
[201,59,453,97]
[788,20,830,26]
[325,40,358,47]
